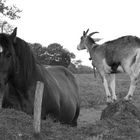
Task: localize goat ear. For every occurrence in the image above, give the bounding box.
[85,29,89,35]
[93,38,103,42]
[10,27,17,43]
[89,32,99,37]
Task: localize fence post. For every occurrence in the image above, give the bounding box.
[33,81,44,137]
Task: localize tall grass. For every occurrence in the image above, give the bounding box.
[1,73,140,139]
[76,73,140,108]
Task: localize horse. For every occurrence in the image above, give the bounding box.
[77,29,140,103]
[0,28,80,126]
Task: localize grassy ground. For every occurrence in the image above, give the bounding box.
[0,73,140,139]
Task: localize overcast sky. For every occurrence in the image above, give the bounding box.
[6,0,140,66]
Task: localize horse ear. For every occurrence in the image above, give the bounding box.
[10,27,17,43]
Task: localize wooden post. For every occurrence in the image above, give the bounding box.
[33,81,44,136]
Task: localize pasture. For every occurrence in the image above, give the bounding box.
[0,73,140,139]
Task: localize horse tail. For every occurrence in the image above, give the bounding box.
[63,67,81,126]
[71,105,80,126]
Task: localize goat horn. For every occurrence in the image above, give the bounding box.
[83,29,89,36]
[89,32,99,37]
[85,29,89,35]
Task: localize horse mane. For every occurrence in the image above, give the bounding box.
[0,33,12,50]
[13,37,37,86]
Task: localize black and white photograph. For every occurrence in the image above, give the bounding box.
[0,0,140,139]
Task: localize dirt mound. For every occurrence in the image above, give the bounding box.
[101,99,140,120]
[83,100,140,140]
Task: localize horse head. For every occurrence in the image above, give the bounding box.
[0,28,17,91]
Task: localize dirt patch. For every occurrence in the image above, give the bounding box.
[0,109,86,140]
[79,108,101,127]
[78,105,106,127]
[1,102,140,140]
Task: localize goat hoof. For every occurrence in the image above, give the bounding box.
[106,96,113,104]
[112,98,117,103]
[124,95,132,101]
[112,96,117,102]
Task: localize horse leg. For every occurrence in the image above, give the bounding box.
[100,74,112,103]
[107,74,117,101]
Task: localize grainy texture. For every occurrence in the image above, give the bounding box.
[101,99,140,120]
[0,74,140,139]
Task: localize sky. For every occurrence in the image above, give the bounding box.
[4,0,140,67]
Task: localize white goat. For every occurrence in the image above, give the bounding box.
[77,29,140,103]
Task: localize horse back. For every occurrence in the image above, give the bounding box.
[40,65,80,123]
[46,66,79,102]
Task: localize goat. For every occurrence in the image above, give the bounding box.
[77,29,140,103]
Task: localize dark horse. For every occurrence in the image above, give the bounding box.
[0,28,80,126]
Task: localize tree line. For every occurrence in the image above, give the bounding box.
[30,43,75,68]
[0,0,94,74]
[30,43,94,74]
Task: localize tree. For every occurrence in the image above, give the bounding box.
[0,0,22,33]
[30,42,75,68]
[47,43,75,67]
[76,65,94,74]
[68,63,77,73]
[30,43,50,65]
[68,59,95,74]
[72,59,82,68]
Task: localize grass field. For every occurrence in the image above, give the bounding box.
[1,73,140,139]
